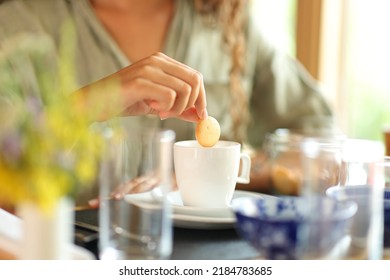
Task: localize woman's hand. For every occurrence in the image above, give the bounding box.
[87,173,178,209]
[74,52,208,122]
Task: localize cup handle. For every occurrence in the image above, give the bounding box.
[236,153,251,184]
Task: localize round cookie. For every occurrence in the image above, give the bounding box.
[195,116,221,147]
[270,165,301,195]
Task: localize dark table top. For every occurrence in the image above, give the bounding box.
[74,208,260,260]
[171,227,259,260]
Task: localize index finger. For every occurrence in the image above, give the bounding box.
[150,53,208,119]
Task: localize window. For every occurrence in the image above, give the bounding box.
[250,0,297,57]
[317,0,390,141]
[252,0,390,143]
[341,0,390,140]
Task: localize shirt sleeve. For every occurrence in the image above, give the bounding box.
[245,18,334,148]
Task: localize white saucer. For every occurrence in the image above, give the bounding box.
[169,190,276,229]
[167,191,233,218]
[173,214,234,230]
[124,190,276,230]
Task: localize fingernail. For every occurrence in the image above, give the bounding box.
[159,112,170,120]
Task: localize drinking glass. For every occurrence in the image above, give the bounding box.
[378,156,390,257]
[98,125,175,260]
[327,138,385,259]
[300,137,343,195]
[295,137,350,259]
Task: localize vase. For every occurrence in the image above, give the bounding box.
[17,197,74,260]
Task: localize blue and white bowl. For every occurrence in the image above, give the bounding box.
[231,195,357,260]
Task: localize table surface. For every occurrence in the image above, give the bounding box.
[173,227,259,260]
[74,208,260,260]
[1,207,389,260]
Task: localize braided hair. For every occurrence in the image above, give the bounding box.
[194,0,250,144]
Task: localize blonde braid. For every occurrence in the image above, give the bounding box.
[194,0,249,144]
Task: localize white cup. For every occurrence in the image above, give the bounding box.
[173,140,251,208]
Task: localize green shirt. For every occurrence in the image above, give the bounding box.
[0,0,334,204]
[0,0,333,147]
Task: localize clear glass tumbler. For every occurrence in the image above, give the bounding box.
[98,124,175,260]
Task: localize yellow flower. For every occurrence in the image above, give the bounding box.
[0,20,106,212]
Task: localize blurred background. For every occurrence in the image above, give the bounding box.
[252,0,390,142]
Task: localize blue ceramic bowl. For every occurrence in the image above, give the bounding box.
[231,195,357,259]
[327,185,390,248]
